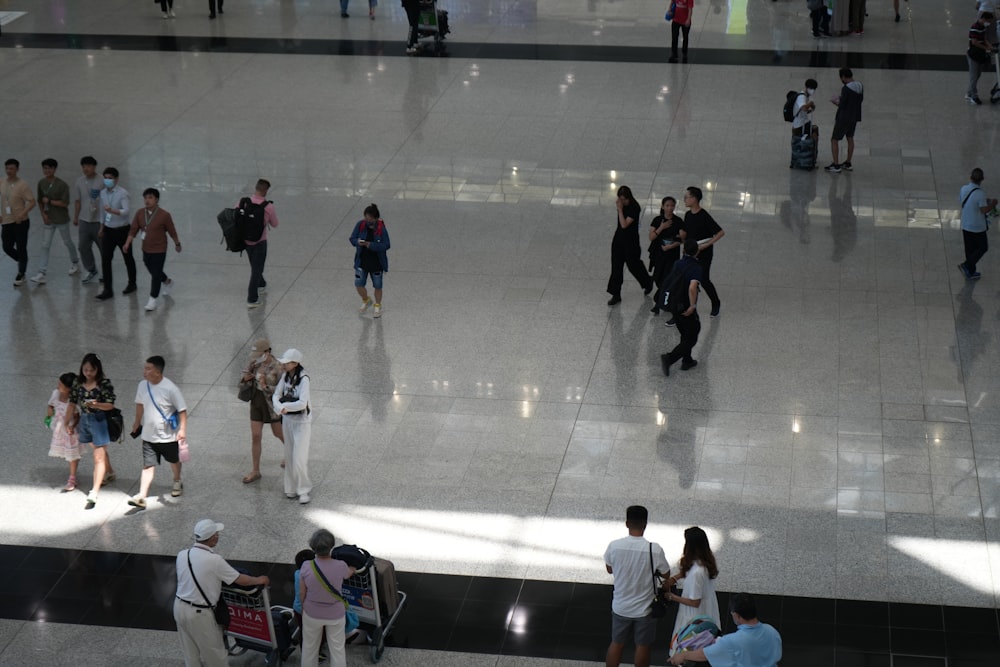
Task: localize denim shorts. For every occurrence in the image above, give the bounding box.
[355,267,383,289]
[78,411,111,447]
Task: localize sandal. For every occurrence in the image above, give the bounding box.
[62,476,77,493]
[242,472,262,484]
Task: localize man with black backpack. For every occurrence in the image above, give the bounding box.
[660,239,703,376]
[241,179,278,309]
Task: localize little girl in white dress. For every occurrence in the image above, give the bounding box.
[47,373,81,492]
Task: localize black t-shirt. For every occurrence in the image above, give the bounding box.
[613,201,642,245]
[360,227,382,272]
[649,213,683,259]
[682,208,723,261]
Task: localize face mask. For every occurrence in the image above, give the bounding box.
[257,354,267,363]
[103,178,115,188]
[807,88,816,95]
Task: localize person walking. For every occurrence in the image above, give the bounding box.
[299,529,357,667]
[208,0,223,19]
[158,0,176,18]
[825,68,864,173]
[73,156,103,285]
[607,185,654,305]
[1,158,36,287]
[174,520,269,667]
[240,338,285,484]
[604,505,671,667]
[402,0,422,53]
[95,167,137,300]
[660,240,704,376]
[272,349,313,504]
[125,188,181,312]
[350,203,391,319]
[668,0,693,63]
[967,11,996,105]
[649,196,683,316]
[241,179,279,309]
[64,353,118,510]
[127,356,188,510]
[678,186,724,316]
[46,372,81,493]
[32,158,79,284]
[958,167,997,280]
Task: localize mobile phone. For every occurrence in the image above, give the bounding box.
[130,426,142,439]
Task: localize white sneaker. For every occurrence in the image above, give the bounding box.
[161,279,172,296]
[81,270,99,284]
[68,263,79,275]
[373,304,382,318]
[30,272,47,284]
[145,296,158,311]
[360,297,373,312]
[247,300,262,309]
[162,11,169,18]
[299,493,311,504]
[169,9,176,17]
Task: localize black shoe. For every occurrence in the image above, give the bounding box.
[710,306,720,318]
[122,283,137,295]
[660,354,671,377]
[341,11,349,17]
[665,317,677,327]
[96,291,113,300]
[607,296,621,306]
[668,55,678,63]
[209,13,216,18]
[643,283,654,296]
[895,13,900,21]
[680,360,698,371]
[651,306,661,314]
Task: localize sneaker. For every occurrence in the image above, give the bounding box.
[122,283,137,295]
[607,295,622,306]
[299,493,311,505]
[958,263,971,279]
[665,317,677,327]
[127,496,147,510]
[841,161,853,171]
[85,491,97,509]
[710,306,721,318]
[668,55,678,63]
[341,11,349,17]
[68,263,79,275]
[285,493,298,499]
[62,476,77,493]
[406,46,418,54]
[258,285,266,294]
[971,271,983,280]
[643,283,654,296]
[162,11,169,18]
[247,300,262,309]
[824,163,841,173]
[145,296,158,311]
[966,94,982,106]
[895,13,900,21]
[13,273,25,286]
[169,9,176,17]
[30,272,46,284]
[373,304,382,318]
[96,291,113,300]
[171,480,183,497]
[360,297,373,312]
[81,270,99,284]
[680,360,699,371]
[161,279,172,296]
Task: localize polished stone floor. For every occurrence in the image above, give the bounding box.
[1,0,1000,663]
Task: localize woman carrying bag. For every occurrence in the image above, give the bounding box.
[299,529,357,667]
[666,526,721,651]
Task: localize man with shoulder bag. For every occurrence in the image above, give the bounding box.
[967,11,996,105]
[174,519,269,667]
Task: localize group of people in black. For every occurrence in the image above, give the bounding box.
[606,185,725,376]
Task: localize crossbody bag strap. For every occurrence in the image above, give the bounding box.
[186,548,215,608]
[962,187,982,211]
[310,560,350,610]
[147,382,171,422]
[649,543,659,596]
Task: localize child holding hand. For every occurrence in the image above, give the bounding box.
[48,373,81,492]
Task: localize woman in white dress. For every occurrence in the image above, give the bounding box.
[666,526,721,650]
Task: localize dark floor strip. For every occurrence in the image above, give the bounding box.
[0,31,967,70]
[1,544,998,664]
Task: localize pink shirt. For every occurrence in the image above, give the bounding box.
[300,558,350,620]
[237,194,279,245]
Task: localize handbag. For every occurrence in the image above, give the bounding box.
[187,549,231,628]
[147,382,180,431]
[179,437,191,463]
[310,561,360,633]
[665,0,676,21]
[237,378,254,402]
[648,544,670,618]
[106,408,124,443]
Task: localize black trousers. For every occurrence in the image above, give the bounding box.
[671,22,690,57]
[246,240,268,303]
[963,229,989,274]
[1,220,29,274]
[810,8,831,35]
[404,3,421,46]
[143,252,169,298]
[698,254,721,311]
[99,225,137,292]
[608,244,652,297]
[159,0,174,10]
[666,312,701,364]
[209,0,223,16]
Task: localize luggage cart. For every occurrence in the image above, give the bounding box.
[414,0,450,55]
[221,584,297,667]
[341,554,408,663]
[991,50,1000,104]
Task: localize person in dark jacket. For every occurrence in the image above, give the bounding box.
[607,185,654,305]
[349,203,391,318]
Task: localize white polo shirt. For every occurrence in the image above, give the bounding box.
[175,544,239,606]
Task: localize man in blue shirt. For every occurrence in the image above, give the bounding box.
[959,167,997,281]
[668,592,781,667]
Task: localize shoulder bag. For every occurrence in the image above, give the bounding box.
[187,549,230,627]
[147,382,180,430]
[237,378,254,402]
[648,544,671,618]
[310,560,360,633]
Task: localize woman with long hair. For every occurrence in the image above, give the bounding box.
[607,185,654,305]
[240,338,284,484]
[666,526,721,649]
[64,353,117,509]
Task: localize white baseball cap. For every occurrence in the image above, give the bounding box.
[277,348,303,364]
[193,519,224,541]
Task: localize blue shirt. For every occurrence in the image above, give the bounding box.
[960,182,989,233]
[293,570,303,614]
[702,622,782,667]
[99,185,131,229]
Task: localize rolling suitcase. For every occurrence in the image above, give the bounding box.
[373,557,400,618]
[790,123,819,170]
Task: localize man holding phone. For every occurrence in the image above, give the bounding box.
[128,355,188,510]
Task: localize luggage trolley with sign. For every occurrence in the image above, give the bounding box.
[414,0,450,54]
[221,584,298,667]
[341,554,408,663]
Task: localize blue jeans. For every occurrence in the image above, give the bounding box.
[246,240,267,303]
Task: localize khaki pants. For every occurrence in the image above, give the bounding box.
[173,598,228,667]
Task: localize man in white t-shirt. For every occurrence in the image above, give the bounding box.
[127,355,188,510]
[604,505,671,667]
[792,79,817,136]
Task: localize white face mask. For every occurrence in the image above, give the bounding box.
[257,354,267,364]
[807,88,816,95]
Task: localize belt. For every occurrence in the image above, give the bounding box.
[285,410,305,415]
[176,596,212,609]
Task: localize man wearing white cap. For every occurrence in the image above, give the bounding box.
[272,348,313,503]
[174,519,270,666]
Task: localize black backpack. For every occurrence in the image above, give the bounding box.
[331,544,372,569]
[662,261,696,315]
[217,197,270,253]
[783,90,799,122]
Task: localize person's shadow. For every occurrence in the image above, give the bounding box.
[357,318,393,423]
[780,168,817,245]
[828,173,857,262]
